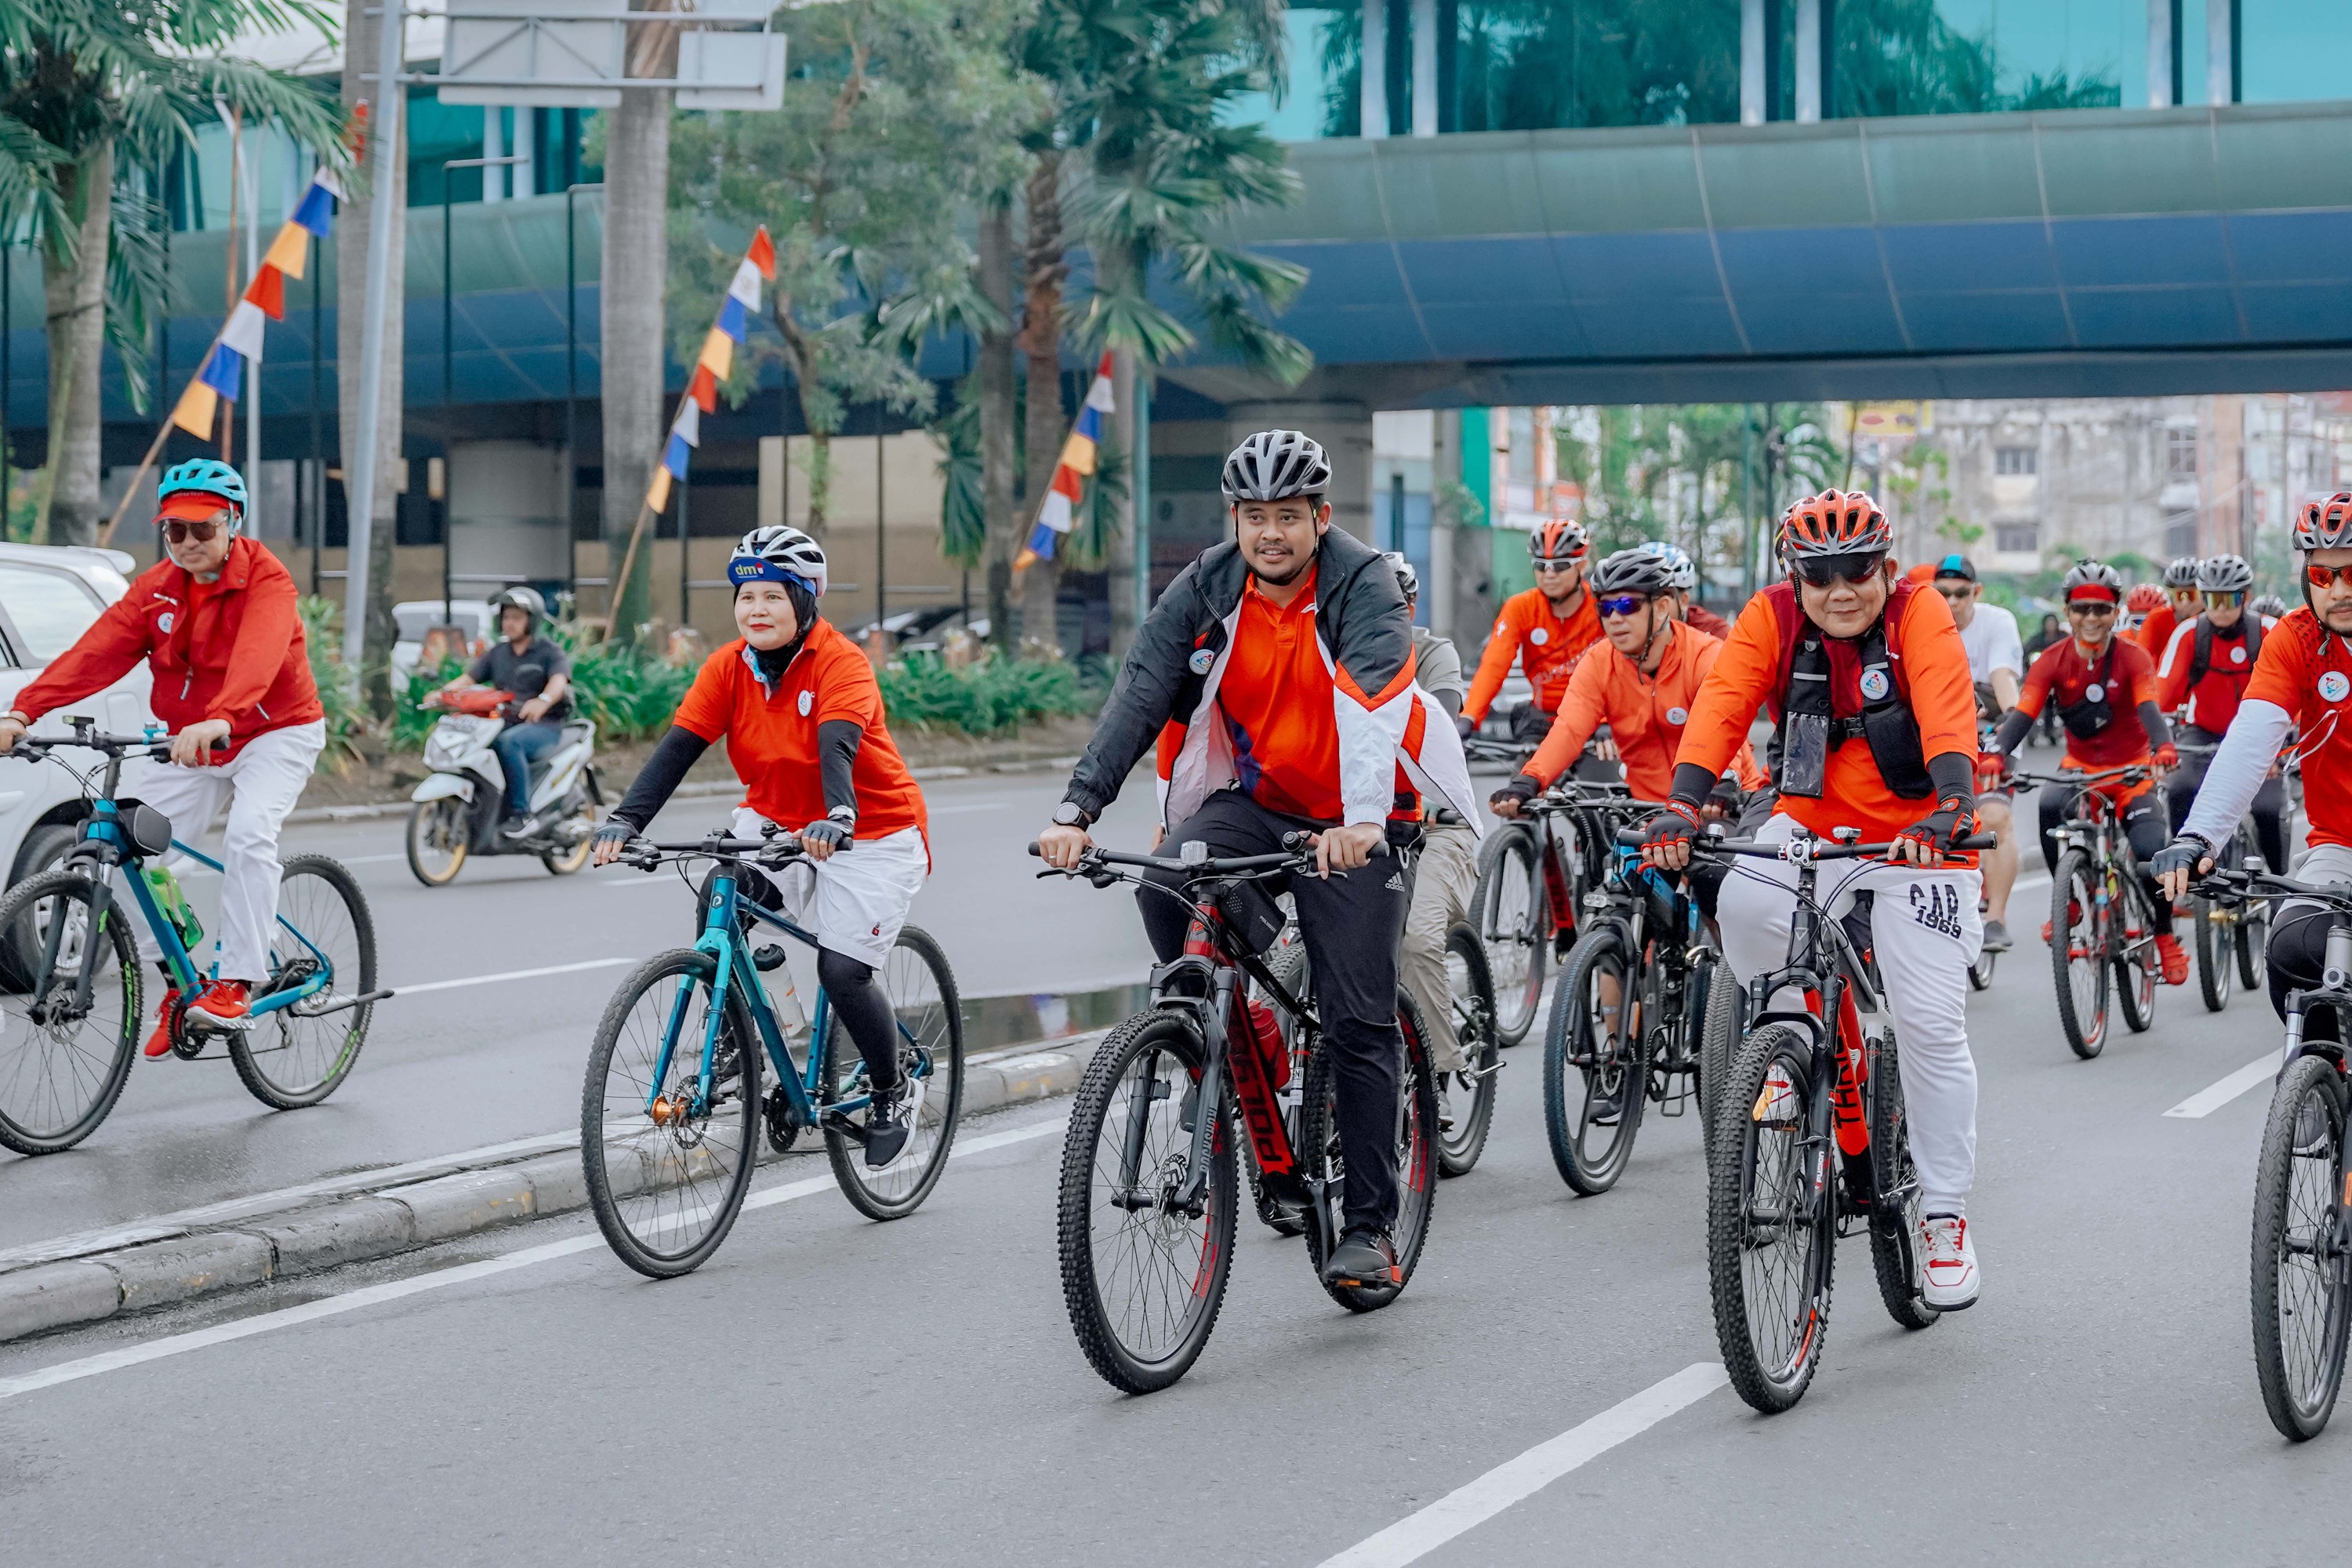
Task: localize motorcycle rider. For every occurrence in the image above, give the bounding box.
[2154,553,2288,881]
[429,586,572,840]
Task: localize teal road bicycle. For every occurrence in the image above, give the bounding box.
[0,718,381,1156]
[580,829,965,1278]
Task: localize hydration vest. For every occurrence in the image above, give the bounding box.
[1763,580,1934,803]
[2188,615,2263,689]
[2056,639,2117,739]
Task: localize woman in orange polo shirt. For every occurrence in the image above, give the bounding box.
[593,526,931,1167]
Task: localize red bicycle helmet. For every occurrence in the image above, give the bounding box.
[2298,492,2352,552]
[1529,518,1589,563]
[2124,583,2166,615]
[1779,488,1892,560]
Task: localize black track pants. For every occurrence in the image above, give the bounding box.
[2038,778,2173,934]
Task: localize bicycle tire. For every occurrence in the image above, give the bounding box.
[580,949,763,1279]
[404,797,469,886]
[0,869,140,1156]
[2114,873,2158,1035]
[1056,1010,1236,1394]
[1243,940,1310,1236]
[1542,925,1647,1196]
[1436,921,1498,1178]
[1694,953,1737,1134]
[2194,892,2233,1012]
[230,855,378,1110]
[1866,1032,1940,1333]
[819,924,964,1221]
[2050,850,2108,1059]
[1707,1023,1835,1414]
[1301,988,1438,1311]
[1472,824,1546,1046]
[2238,895,2270,995]
[2251,1051,2352,1441]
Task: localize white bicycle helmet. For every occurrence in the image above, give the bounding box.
[728,525,828,596]
[1221,430,1331,503]
[2162,557,2202,590]
[2061,559,2125,604]
[1635,539,1697,593]
[2197,554,2252,594]
[1382,550,1418,601]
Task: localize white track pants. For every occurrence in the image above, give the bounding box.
[1714,812,1983,1216]
[124,720,326,984]
[1401,822,1479,1071]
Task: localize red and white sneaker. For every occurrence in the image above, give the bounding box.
[1919,1213,1980,1310]
[2154,933,2189,985]
[142,989,180,1058]
[185,979,252,1029]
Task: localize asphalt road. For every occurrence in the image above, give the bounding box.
[2,804,2346,1565]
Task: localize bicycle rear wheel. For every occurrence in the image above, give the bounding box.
[1543,925,1648,1196]
[581,951,762,1279]
[1301,989,1438,1311]
[2050,850,2109,1059]
[2251,1052,2351,1441]
[1436,922,1498,1178]
[1057,1011,1236,1393]
[2114,873,2158,1034]
[820,925,964,1221]
[1473,825,1546,1045]
[230,855,377,1109]
[0,870,139,1156]
[1866,1032,1940,1333]
[1707,1024,1835,1414]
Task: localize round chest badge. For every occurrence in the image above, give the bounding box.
[1188,647,1214,675]
[2232,644,2248,664]
[1530,627,1549,646]
[2321,670,2350,703]
[156,612,174,634]
[797,690,813,717]
[2085,683,2105,703]
[1859,668,1890,701]
[1666,706,1689,726]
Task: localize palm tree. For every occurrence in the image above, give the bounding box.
[2,1,339,546]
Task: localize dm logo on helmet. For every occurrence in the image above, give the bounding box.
[2321,670,2350,703]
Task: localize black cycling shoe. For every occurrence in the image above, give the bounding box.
[752,944,787,972]
[864,1077,913,1168]
[1584,1082,1626,1125]
[1321,1227,1401,1288]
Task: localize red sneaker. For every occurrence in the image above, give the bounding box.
[142,989,180,1058]
[186,979,251,1029]
[2155,934,2189,986]
[2042,900,2085,946]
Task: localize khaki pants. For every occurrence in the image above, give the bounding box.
[1401,822,1479,1071]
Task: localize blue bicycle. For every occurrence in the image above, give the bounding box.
[580,830,965,1277]
[0,719,381,1155]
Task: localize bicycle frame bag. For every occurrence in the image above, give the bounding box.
[111,799,173,858]
[1215,878,1287,957]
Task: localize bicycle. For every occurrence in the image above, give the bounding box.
[1472,773,1628,1046]
[579,830,964,1279]
[2016,764,2161,1059]
[1037,833,1438,1393]
[2191,866,2352,1439]
[0,719,382,1154]
[1645,822,1996,1414]
[2172,740,2272,1012]
[1544,792,1737,1195]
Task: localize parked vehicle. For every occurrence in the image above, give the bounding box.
[390,599,495,691]
[405,691,601,884]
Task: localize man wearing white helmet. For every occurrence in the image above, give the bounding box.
[1636,540,1730,637]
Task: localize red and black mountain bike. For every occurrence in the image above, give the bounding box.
[1036,835,1438,1394]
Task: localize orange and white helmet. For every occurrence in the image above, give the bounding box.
[1778,488,1891,561]
[1528,518,1588,564]
[2124,583,2166,615]
[2297,492,2352,553]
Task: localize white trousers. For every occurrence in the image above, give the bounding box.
[1714,813,1984,1216]
[729,808,927,968]
[123,720,327,984]
[1400,822,1479,1071]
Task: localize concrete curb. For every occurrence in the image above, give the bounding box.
[0,1030,1108,1347]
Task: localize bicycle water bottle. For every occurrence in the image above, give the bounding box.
[768,970,808,1043]
[140,865,201,949]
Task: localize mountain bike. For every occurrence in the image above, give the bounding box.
[2192,865,2352,1439]
[1472,773,1628,1046]
[2017,764,2161,1059]
[1544,793,1735,1195]
[2172,740,2271,1012]
[1037,834,1437,1394]
[0,720,381,1154]
[580,831,964,1278]
[1645,822,1996,1414]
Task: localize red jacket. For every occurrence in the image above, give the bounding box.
[15,538,323,760]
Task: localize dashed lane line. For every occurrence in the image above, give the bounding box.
[2165,1054,2281,1119]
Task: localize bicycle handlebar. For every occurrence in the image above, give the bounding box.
[2011,764,2153,787]
[2191,865,2352,907]
[614,831,805,871]
[1028,830,1391,881]
[1610,825,1998,859]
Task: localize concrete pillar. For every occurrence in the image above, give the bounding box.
[1430,409,1458,637]
[2208,0,2234,105]
[1740,0,1766,125]
[1410,0,1438,137]
[1229,401,1374,545]
[483,106,504,201]
[1361,0,1388,139]
[1794,0,1820,122]
[2147,0,2172,108]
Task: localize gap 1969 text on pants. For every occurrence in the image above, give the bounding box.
[119,720,328,984]
[1712,812,1984,1218]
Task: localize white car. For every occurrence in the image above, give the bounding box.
[0,543,161,888]
[391,599,495,691]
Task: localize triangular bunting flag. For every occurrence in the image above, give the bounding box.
[728,260,763,308]
[244,264,286,321]
[747,226,775,281]
[672,400,701,448]
[220,299,267,362]
[292,180,336,234]
[198,342,243,401]
[689,365,719,414]
[263,221,310,279]
[170,379,220,438]
[663,431,692,479]
[646,468,673,514]
[697,328,733,379]
[718,295,747,343]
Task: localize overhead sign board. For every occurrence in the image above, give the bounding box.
[430,0,786,111]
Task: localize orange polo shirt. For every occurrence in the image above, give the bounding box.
[1215,567,1348,824]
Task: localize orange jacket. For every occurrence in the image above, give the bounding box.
[1524,622,1766,801]
[2131,601,2179,656]
[1675,582,1979,844]
[1464,586,1603,722]
[15,537,322,760]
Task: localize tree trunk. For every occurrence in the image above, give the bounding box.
[38,140,112,547]
[1018,153,1065,656]
[978,198,1017,652]
[339,9,406,715]
[600,85,673,644]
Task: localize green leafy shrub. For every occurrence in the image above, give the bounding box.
[389,654,466,750]
[557,630,695,742]
[879,650,1101,735]
[296,596,368,768]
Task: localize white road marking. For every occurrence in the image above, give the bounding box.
[1317,1362,1728,1567]
[0,1116,1065,1402]
[2165,1055,2280,1119]
[927,801,1011,815]
[394,957,635,996]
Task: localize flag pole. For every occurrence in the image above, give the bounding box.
[600,500,660,640]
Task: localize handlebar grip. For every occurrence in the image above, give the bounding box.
[1953,832,1998,851]
[1027,841,1043,858]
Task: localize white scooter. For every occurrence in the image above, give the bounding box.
[405,675,602,885]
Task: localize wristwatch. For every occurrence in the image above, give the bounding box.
[1053,800,1093,829]
[826,804,858,829]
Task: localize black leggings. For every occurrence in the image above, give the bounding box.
[2167,729,2291,877]
[1138,791,1411,1234]
[699,866,901,1091]
[2268,901,2344,1040]
[2038,779,2173,935]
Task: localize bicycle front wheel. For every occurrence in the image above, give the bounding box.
[2050,850,2108,1059]
[1474,825,1547,1045]
[1707,1024,1835,1414]
[0,869,139,1156]
[2194,891,2234,1012]
[230,855,377,1109]
[2114,873,2158,1035]
[821,925,964,1221]
[2238,893,2270,994]
[1436,922,1498,1178]
[2251,1052,2352,1441]
[1057,1011,1236,1394]
[1543,925,1647,1196]
[581,950,762,1279]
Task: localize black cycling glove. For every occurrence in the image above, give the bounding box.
[2151,835,2213,882]
[1639,799,1703,855]
[800,818,853,852]
[1490,775,1539,813]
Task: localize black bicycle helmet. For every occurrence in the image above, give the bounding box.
[1588,547,1676,599]
[1221,430,1330,503]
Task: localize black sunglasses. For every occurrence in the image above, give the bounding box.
[1790,550,1886,588]
[162,519,223,544]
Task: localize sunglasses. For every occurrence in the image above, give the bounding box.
[1533,558,1581,575]
[162,518,223,544]
[1596,594,1650,619]
[2205,591,2244,607]
[2066,601,2118,616]
[2309,563,2352,590]
[1791,551,1886,588]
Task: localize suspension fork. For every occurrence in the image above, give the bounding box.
[67,869,115,1015]
[1173,965,1237,1212]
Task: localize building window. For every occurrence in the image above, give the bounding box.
[2167,428,2199,479]
[1994,446,2036,477]
[2164,509,2198,557]
[1993,522,2039,555]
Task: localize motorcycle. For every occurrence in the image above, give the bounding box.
[405,669,602,886]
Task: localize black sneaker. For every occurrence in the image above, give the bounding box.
[1981,919,2013,953]
[1585,1079,1627,1125]
[1321,1227,1400,1288]
[864,1077,913,1168]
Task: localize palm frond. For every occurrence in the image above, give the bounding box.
[103,176,169,414]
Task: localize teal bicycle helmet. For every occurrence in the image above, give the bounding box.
[157,459,247,528]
